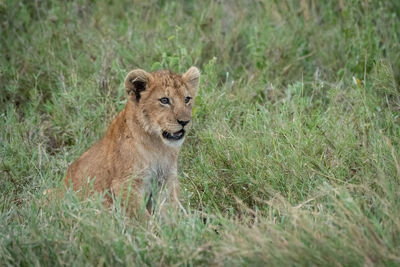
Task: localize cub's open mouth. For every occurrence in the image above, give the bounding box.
[162,129,185,141]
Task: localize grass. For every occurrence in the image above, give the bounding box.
[1,0,400,265]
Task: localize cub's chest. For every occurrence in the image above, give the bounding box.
[142,160,176,188]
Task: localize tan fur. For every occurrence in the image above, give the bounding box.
[64,67,200,216]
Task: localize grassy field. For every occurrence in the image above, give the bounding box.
[1,0,400,265]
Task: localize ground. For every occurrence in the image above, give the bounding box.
[1,0,400,265]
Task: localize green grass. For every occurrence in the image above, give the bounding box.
[1,0,400,265]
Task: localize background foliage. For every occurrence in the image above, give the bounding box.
[1,0,400,265]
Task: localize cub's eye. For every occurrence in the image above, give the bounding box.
[159,97,170,105]
[184,96,191,104]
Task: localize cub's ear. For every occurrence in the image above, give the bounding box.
[183,66,200,95]
[124,69,151,102]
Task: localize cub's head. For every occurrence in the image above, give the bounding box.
[124,67,200,147]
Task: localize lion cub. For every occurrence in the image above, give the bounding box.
[64,67,200,216]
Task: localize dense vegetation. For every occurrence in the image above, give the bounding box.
[1,0,400,265]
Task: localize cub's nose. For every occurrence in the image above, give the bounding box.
[177,120,190,127]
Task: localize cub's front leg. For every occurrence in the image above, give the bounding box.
[111,176,151,218]
[155,174,185,218]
